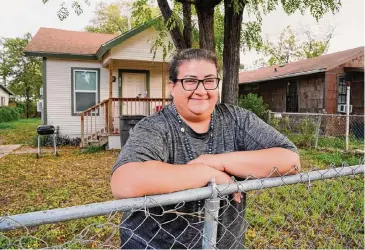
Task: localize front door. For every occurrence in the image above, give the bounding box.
[286,81,298,112]
[120,71,148,115]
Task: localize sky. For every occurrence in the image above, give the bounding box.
[0,0,364,67]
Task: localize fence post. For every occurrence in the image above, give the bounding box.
[80,113,84,147]
[315,114,322,149]
[345,82,351,152]
[202,178,220,249]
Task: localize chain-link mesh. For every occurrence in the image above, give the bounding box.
[268,112,364,151]
[1,164,364,249]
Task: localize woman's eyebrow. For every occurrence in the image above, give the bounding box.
[182,74,217,78]
[204,74,216,78]
[182,74,197,78]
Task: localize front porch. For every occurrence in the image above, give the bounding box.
[80,97,171,147]
[80,58,171,148]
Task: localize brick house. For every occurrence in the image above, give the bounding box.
[239,46,364,115]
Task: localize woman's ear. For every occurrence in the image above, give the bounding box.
[168,81,175,98]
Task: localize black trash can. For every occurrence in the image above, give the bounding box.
[120,115,146,147]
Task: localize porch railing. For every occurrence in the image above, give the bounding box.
[80,98,171,147]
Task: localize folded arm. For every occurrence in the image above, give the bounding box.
[111,161,234,199]
[189,148,300,179]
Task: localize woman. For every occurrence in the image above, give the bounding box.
[111,49,301,249]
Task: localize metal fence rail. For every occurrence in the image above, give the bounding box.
[1,164,364,249]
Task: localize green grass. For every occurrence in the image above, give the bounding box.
[0,118,41,145]
[0,148,120,248]
[245,149,364,248]
[0,147,363,248]
[317,135,364,151]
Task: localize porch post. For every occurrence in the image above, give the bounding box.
[108,60,114,134]
[162,62,166,106]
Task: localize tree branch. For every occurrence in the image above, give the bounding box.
[157,0,187,49]
[196,0,222,8]
[176,0,196,4]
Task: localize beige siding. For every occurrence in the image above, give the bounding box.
[0,87,10,106]
[46,58,117,137]
[111,27,173,62]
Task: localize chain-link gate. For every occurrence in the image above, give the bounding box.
[1,164,364,249]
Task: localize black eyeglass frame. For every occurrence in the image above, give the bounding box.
[173,78,221,91]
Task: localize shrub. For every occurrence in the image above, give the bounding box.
[32,135,81,147]
[0,106,22,123]
[290,118,317,148]
[238,93,269,120]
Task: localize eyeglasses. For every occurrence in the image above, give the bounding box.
[175,78,220,91]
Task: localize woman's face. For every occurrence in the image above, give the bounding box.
[169,59,219,121]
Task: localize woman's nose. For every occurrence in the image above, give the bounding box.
[194,81,207,94]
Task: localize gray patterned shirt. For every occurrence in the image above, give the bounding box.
[113,103,298,249]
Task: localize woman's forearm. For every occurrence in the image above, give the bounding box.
[111,161,222,199]
[221,148,301,178]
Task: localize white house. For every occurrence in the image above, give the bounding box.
[25,19,173,149]
[0,84,13,106]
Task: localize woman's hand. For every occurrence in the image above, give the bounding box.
[213,170,242,203]
[190,162,242,203]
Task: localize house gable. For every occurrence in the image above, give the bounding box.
[109,27,173,62]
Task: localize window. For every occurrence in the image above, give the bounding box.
[337,77,347,105]
[0,96,5,106]
[72,68,99,115]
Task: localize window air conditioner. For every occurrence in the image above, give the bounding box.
[337,104,352,113]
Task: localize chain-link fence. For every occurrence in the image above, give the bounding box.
[268,112,364,152]
[1,163,364,249]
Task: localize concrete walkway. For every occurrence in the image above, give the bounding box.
[10,148,57,155]
[0,145,22,159]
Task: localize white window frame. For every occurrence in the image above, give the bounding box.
[73,69,99,114]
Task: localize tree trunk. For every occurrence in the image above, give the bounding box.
[182,2,192,48]
[221,0,244,105]
[157,0,187,49]
[195,4,215,51]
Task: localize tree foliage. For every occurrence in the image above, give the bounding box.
[85,0,160,34]
[0,34,42,118]
[254,24,335,68]
[44,0,342,105]
[85,1,130,34]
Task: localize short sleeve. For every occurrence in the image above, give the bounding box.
[235,107,298,154]
[112,117,168,173]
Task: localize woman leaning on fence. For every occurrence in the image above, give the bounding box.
[111,48,301,249]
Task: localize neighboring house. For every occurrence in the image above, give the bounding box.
[239,46,364,115]
[24,19,173,149]
[0,84,13,106]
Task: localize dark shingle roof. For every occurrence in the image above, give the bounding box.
[240,46,364,84]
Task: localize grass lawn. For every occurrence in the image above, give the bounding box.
[246,149,364,249]
[0,147,363,248]
[0,118,41,145]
